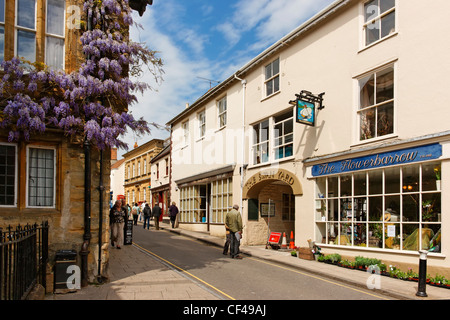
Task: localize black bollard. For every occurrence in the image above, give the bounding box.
[416,250,428,297]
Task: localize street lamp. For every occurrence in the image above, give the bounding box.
[129,0,153,16]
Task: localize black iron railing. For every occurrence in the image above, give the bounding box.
[0,221,48,300]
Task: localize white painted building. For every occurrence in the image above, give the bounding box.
[167,0,450,277]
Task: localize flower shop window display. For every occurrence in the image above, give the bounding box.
[314,162,442,252]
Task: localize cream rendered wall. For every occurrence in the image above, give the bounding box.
[170,81,247,233]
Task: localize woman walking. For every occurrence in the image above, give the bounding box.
[110,200,127,249]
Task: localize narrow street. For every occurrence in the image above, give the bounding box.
[132,225,393,300]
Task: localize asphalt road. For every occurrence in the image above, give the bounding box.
[132,226,394,300]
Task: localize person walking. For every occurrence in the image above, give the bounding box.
[152,203,162,230]
[222,224,231,255]
[143,203,152,229]
[110,200,127,249]
[225,204,243,259]
[168,202,179,228]
[132,202,140,225]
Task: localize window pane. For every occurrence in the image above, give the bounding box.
[381,11,395,38]
[272,58,279,76]
[17,0,36,29]
[266,79,273,96]
[46,36,64,70]
[422,163,440,192]
[273,76,280,92]
[376,67,394,103]
[402,165,419,193]
[380,0,395,14]
[47,0,65,36]
[364,0,377,22]
[340,175,352,196]
[265,63,272,80]
[17,30,36,62]
[385,167,400,193]
[368,196,382,221]
[360,109,375,140]
[0,145,16,206]
[354,172,366,196]
[0,26,4,62]
[28,148,54,207]
[377,102,394,137]
[359,74,375,108]
[365,23,380,46]
[0,0,4,22]
[368,170,382,195]
[403,194,419,222]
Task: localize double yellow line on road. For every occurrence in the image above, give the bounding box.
[134,240,390,301]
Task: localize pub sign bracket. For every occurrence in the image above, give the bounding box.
[289,90,325,127]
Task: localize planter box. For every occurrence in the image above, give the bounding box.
[297,247,314,260]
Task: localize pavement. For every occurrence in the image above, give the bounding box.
[46,221,450,301]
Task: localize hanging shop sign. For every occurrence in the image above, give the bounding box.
[312,143,442,177]
[290,90,325,127]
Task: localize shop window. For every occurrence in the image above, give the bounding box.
[315,161,442,253]
[210,178,232,224]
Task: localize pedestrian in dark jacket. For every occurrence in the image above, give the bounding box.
[143,203,152,230]
[152,203,162,230]
[168,202,179,228]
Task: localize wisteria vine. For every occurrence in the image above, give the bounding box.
[0,0,163,150]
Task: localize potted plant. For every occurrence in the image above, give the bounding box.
[434,166,441,190]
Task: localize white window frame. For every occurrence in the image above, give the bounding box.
[361,0,396,49]
[182,120,189,146]
[264,58,280,97]
[217,96,227,129]
[356,63,396,143]
[0,143,18,207]
[251,119,270,166]
[26,145,56,208]
[143,158,147,175]
[45,0,66,70]
[250,108,294,166]
[197,110,206,138]
[273,110,294,161]
[15,0,37,62]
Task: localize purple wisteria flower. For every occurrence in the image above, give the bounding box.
[0,0,163,150]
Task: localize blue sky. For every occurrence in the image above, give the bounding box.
[121,0,335,157]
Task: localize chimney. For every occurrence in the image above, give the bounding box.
[186,103,189,109]
[111,148,118,161]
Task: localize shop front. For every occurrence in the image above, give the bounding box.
[305,140,448,271]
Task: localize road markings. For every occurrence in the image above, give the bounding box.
[133,242,236,300]
[245,256,390,300]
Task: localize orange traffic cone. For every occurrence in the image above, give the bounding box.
[281,232,287,249]
[289,231,295,249]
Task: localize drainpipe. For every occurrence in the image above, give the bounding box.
[80,137,91,288]
[97,148,104,283]
[234,74,247,212]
